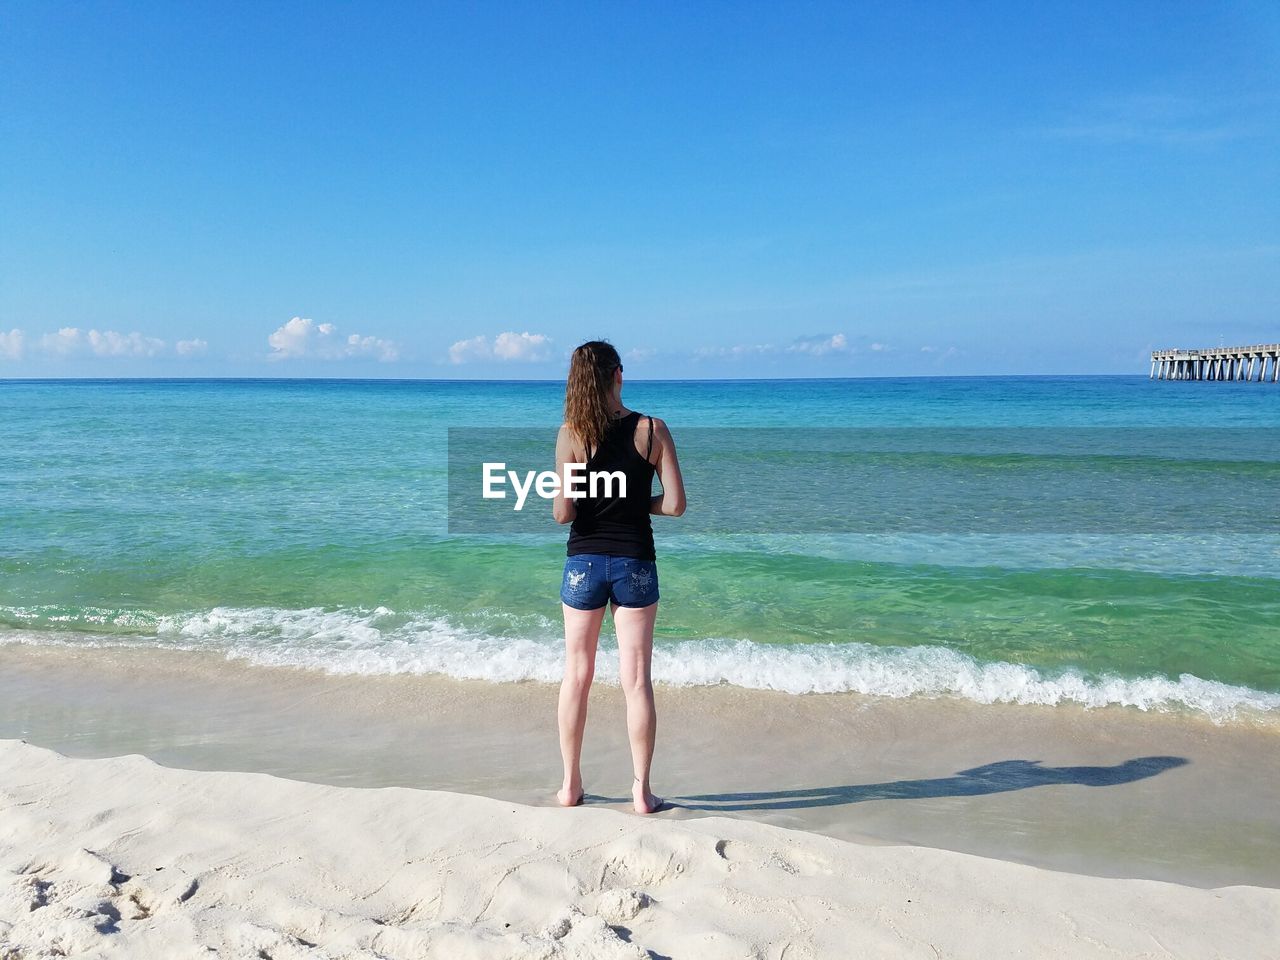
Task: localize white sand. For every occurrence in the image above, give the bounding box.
[1,740,1276,960]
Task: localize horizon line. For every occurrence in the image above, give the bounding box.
[0,373,1149,385]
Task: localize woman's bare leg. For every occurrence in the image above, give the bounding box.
[613,601,661,813]
[558,602,606,806]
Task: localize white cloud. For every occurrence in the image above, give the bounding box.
[37,327,166,358]
[448,331,553,364]
[1,327,215,361]
[87,329,166,357]
[921,345,961,362]
[701,332,857,360]
[695,342,777,360]
[176,338,209,357]
[787,333,849,356]
[0,329,24,360]
[493,331,551,362]
[39,327,87,356]
[267,317,399,362]
[344,333,400,361]
[267,318,331,358]
[448,335,490,365]
[624,347,657,363]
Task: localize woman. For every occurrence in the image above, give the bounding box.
[552,340,686,814]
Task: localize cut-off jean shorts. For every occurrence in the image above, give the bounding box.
[560,554,660,610]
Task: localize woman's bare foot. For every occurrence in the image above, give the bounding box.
[632,777,663,814]
[556,784,584,807]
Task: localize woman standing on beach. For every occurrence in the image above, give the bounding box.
[552,340,686,814]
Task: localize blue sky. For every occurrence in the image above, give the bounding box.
[1,1,1277,378]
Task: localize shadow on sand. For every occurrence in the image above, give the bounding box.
[662,756,1189,812]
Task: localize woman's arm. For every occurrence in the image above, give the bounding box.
[647,418,686,517]
[553,424,579,525]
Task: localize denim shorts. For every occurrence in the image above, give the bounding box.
[560,554,660,610]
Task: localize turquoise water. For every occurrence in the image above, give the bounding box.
[2,376,1279,721]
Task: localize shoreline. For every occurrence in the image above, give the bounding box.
[2,644,1278,890]
[3,738,1278,959]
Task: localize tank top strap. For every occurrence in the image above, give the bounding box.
[627,410,654,461]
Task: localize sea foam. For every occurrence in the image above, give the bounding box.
[4,604,1277,724]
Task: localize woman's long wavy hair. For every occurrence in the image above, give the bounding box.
[565,340,622,458]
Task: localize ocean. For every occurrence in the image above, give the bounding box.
[3,375,1279,723]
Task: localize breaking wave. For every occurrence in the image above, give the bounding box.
[2,603,1278,724]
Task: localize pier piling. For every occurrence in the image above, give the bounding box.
[1151,344,1279,383]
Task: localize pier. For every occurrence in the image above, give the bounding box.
[1151,344,1280,382]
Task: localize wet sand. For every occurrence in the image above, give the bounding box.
[2,643,1277,889]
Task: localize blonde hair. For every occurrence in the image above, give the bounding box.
[565,340,622,457]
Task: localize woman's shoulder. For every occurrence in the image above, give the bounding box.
[636,414,671,436]
[556,422,587,458]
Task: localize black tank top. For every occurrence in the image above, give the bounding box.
[566,411,656,561]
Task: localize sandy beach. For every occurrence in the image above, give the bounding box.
[2,738,1277,959]
[3,645,1280,957]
